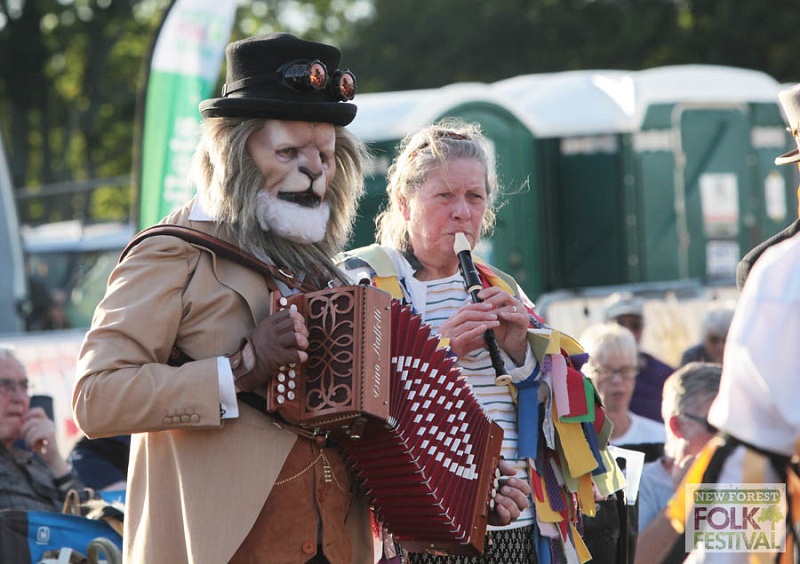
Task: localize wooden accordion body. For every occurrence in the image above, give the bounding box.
[268,284,391,431]
[268,285,504,556]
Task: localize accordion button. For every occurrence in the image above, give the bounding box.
[288,370,297,378]
[277,373,286,383]
[277,384,286,393]
[280,297,288,307]
[288,380,296,390]
[287,391,296,400]
[277,396,285,404]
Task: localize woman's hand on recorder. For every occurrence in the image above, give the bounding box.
[475,287,529,365]
[488,459,531,526]
[437,301,500,358]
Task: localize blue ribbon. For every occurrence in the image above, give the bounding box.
[515,364,541,458]
[584,420,607,475]
[534,526,552,564]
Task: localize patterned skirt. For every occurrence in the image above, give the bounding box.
[405,526,538,564]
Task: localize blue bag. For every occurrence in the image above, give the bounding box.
[0,509,122,564]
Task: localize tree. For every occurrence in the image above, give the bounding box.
[3,0,799,226]
[340,0,682,93]
[0,0,168,223]
[0,0,369,225]
[340,0,800,93]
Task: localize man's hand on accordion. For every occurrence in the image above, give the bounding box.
[230,308,310,393]
[488,459,531,526]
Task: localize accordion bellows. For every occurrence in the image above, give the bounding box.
[269,285,504,556]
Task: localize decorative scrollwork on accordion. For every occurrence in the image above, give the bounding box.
[267,285,503,556]
[268,285,390,430]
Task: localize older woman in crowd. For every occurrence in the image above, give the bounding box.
[341,119,622,563]
[579,323,665,448]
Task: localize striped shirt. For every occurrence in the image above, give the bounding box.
[421,274,533,531]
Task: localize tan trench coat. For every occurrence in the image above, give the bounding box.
[72,201,376,563]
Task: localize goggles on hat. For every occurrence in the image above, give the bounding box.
[279,59,356,101]
[222,59,356,102]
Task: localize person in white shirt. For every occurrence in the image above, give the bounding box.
[637,82,800,564]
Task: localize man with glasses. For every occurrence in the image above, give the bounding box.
[0,345,79,511]
[637,362,721,536]
[603,293,675,423]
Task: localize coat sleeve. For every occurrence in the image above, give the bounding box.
[72,235,224,438]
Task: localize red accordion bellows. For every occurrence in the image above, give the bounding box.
[269,286,504,556]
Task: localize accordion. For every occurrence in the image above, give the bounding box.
[268,285,504,556]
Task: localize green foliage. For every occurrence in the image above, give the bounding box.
[1,0,800,227]
[0,0,169,224]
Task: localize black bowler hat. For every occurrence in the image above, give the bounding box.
[199,33,357,126]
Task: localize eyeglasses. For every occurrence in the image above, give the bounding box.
[587,365,638,382]
[0,378,30,396]
[681,412,718,434]
[278,59,356,101]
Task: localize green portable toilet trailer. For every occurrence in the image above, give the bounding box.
[493,71,635,292]
[493,65,795,294]
[348,66,796,300]
[622,66,794,285]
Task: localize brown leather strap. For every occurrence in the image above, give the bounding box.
[121,224,315,293]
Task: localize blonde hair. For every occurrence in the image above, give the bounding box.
[192,117,367,283]
[375,119,498,251]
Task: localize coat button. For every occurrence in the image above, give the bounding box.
[301,540,315,555]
